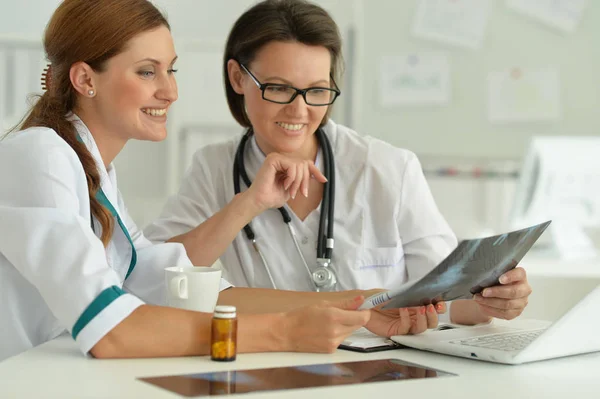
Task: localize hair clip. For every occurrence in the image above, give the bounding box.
[41,64,53,91]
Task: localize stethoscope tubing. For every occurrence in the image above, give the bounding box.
[233,128,336,290]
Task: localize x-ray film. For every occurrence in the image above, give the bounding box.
[364,221,551,310]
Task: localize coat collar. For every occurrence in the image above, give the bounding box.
[68,113,120,210]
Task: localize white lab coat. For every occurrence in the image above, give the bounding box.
[0,116,229,362]
[146,120,458,292]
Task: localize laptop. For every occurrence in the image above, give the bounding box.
[390,285,600,365]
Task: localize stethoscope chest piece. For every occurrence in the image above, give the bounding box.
[312,257,337,292]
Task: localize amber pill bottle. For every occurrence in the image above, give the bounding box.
[210,305,237,361]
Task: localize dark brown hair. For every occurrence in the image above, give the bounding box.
[18,0,169,246]
[223,0,343,127]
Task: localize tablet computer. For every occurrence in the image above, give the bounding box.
[139,358,455,396]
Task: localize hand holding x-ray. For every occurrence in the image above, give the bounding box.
[473,266,532,320]
[360,221,551,310]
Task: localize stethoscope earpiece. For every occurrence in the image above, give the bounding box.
[234,128,338,292]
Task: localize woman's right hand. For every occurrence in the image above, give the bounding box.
[277,296,370,353]
[246,153,327,212]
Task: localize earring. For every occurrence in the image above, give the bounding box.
[88,89,95,97]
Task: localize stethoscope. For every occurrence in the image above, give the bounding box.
[233,127,338,292]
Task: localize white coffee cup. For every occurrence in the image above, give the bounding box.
[165,266,222,312]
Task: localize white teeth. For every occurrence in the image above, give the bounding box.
[142,108,167,116]
[277,122,303,131]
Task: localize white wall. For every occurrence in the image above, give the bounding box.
[358,0,600,159]
[0,0,62,40]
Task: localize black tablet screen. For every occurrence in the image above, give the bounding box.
[139,358,455,397]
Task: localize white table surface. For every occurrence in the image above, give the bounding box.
[2,254,599,398]
[1,333,599,398]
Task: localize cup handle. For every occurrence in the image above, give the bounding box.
[170,275,188,299]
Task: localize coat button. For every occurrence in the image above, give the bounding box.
[301,236,309,245]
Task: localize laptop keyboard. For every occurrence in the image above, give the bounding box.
[449,329,546,352]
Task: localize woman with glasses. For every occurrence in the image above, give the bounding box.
[146,0,533,327]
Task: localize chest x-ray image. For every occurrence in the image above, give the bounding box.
[381,220,551,309]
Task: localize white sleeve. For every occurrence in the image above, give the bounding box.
[0,147,143,356]
[396,153,459,281]
[144,148,224,243]
[119,194,232,305]
[395,153,458,322]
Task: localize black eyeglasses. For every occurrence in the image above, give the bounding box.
[240,63,341,106]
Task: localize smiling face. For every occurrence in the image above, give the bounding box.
[230,41,332,159]
[90,25,178,143]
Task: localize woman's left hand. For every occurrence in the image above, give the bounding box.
[473,267,532,320]
[365,302,446,337]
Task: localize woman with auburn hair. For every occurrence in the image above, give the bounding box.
[146,0,533,329]
[0,0,404,362]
